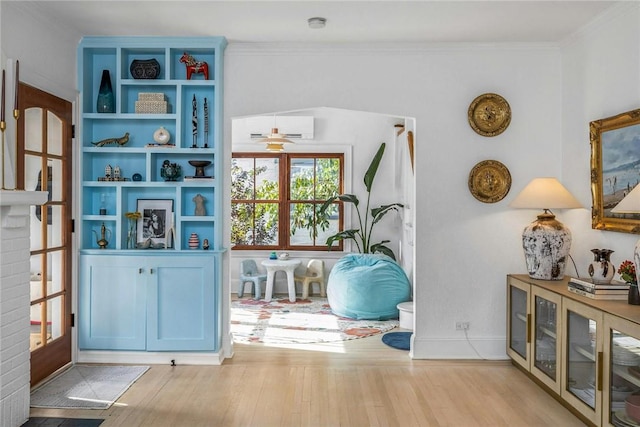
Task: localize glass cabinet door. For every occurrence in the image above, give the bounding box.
[562,298,603,425]
[507,277,530,368]
[531,287,562,394]
[603,314,640,427]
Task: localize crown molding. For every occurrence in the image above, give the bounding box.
[226,41,559,56]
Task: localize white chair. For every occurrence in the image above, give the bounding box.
[239,259,267,299]
[294,259,326,299]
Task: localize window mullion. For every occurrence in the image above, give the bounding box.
[281,154,289,249]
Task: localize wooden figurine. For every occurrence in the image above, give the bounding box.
[179,52,209,80]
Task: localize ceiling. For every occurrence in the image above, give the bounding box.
[18,1,618,44]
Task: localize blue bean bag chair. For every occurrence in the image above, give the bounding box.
[327,254,411,320]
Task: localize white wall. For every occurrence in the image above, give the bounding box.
[561,4,640,280]
[4,3,639,361]
[226,43,564,359]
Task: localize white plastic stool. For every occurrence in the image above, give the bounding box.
[397,301,414,330]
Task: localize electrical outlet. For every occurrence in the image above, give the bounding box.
[455,321,470,331]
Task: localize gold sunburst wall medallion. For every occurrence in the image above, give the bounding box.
[468,93,511,137]
[468,160,512,203]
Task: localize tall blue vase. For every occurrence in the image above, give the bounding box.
[96,69,115,113]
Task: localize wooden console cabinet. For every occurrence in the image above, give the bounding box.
[507,274,640,427]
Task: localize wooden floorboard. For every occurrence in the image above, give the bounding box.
[28,333,586,426]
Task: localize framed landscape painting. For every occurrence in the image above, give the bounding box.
[590,108,640,233]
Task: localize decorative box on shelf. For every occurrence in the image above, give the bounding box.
[135,92,168,113]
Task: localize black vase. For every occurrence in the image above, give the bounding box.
[96,70,115,113]
[629,285,640,305]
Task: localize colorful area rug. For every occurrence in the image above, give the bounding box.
[30,365,149,409]
[231,297,398,344]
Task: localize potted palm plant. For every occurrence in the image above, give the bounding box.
[319,142,403,260]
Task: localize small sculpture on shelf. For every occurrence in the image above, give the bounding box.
[193,193,206,216]
[179,52,209,80]
[91,132,129,147]
[203,239,209,250]
[160,160,181,181]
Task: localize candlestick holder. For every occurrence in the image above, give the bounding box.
[0,120,5,190]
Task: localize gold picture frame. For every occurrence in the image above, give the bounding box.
[590,108,640,233]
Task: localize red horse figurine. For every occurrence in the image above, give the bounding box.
[179,52,209,80]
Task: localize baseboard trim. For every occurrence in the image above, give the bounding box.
[410,335,509,360]
[77,350,225,365]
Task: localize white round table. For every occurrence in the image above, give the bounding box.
[261,259,301,302]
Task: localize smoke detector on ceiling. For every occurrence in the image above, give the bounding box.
[308,17,327,29]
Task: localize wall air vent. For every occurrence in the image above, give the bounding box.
[250,133,303,139]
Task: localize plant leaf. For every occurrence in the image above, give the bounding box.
[336,194,359,206]
[325,229,359,245]
[318,194,359,216]
[371,203,404,225]
[370,242,396,261]
[364,142,386,193]
[326,229,362,252]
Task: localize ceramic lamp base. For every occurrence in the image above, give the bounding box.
[522,212,571,281]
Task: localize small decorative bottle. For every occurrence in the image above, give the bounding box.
[96,69,115,113]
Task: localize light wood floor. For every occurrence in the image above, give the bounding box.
[29,334,586,427]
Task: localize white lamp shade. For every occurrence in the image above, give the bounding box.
[509,177,583,210]
[611,183,640,213]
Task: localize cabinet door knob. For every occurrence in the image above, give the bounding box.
[139,268,143,274]
[150,268,154,274]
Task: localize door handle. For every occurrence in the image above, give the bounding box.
[597,351,603,391]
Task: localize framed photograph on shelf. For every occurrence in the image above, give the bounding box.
[136,199,174,247]
[590,108,640,233]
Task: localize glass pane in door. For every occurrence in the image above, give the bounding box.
[609,330,640,425]
[47,296,63,341]
[534,296,557,380]
[47,205,63,248]
[47,110,63,156]
[30,302,46,351]
[566,310,597,409]
[509,286,527,358]
[24,107,42,152]
[49,250,63,294]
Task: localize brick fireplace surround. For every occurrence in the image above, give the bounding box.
[0,191,48,427]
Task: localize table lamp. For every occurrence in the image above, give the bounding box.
[509,177,583,280]
[610,184,640,284]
